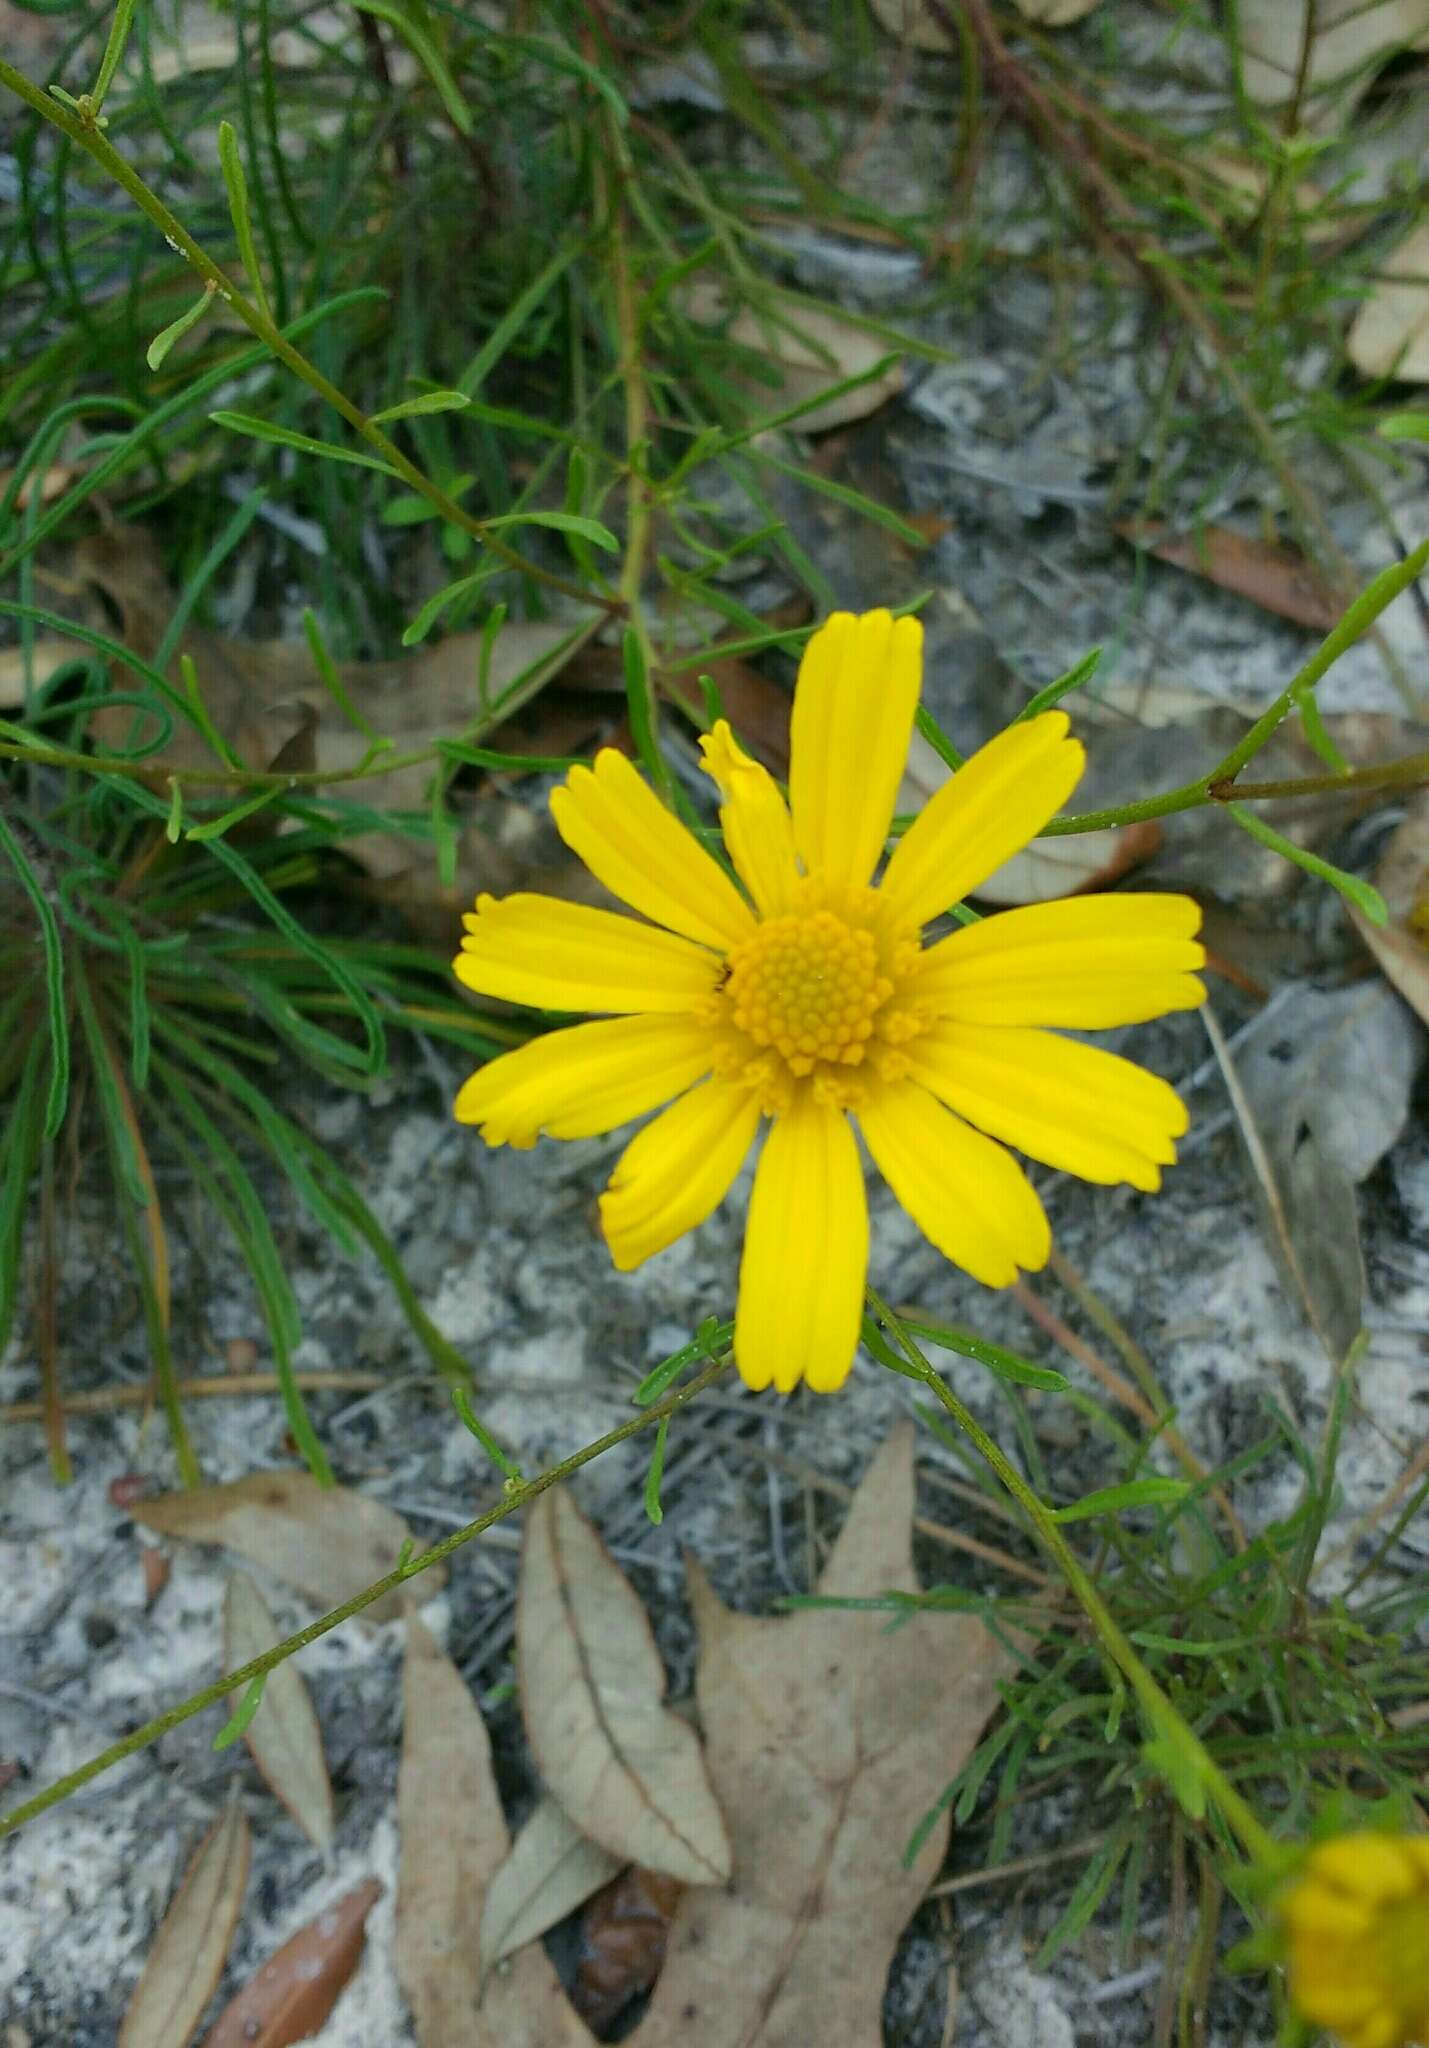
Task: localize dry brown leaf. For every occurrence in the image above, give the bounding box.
[681,285,904,434]
[1350,790,1429,1022]
[1116,523,1339,630]
[132,1471,440,1622]
[120,1802,250,2048]
[634,1426,1014,2048]
[201,1877,382,2048]
[223,1572,333,1850]
[481,1794,622,1971]
[397,1616,595,2048]
[573,1867,685,2032]
[1237,0,1429,123]
[517,1489,732,1887]
[1348,219,1429,383]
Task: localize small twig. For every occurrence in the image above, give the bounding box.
[0,1368,390,1424]
[924,1830,1111,1899]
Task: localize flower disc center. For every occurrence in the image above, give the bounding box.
[725,909,891,1077]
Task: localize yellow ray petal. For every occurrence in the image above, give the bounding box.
[1310,1836,1419,1903]
[789,609,922,896]
[858,1080,1050,1287]
[909,1023,1188,1192]
[549,748,755,950]
[454,893,721,1013]
[917,892,1206,1027]
[600,1079,761,1269]
[735,1093,868,1394]
[454,1015,713,1148]
[877,712,1084,930]
[699,721,800,916]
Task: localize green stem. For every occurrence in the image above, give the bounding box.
[868,1291,1279,1868]
[0,1352,731,1838]
[1040,535,1429,836]
[0,55,616,612]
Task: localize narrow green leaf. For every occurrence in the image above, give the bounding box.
[0,811,68,1139]
[164,780,184,842]
[146,285,216,372]
[452,1386,524,1484]
[1378,412,1429,444]
[350,0,474,133]
[1018,647,1102,722]
[217,120,271,322]
[644,1414,670,1526]
[72,967,149,1208]
[1050,1478,1191,1524]
[302,608,387,743]
[0,1040,45,1352]
[913,703,965,772]
[456,239,587,396]
[482,509,618,550]
[1034,1829,1132,1969]
[369,389,472,425]
[401,568,496,646]
[208,411,400,475]
[899,1318,1071,1393]
[1227,803,1388,925]
[90,0,139,114]
[212,1674,266,1750]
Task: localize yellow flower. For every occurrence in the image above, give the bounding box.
[1279,1833,1429,2048]
[452,609,1205,1394]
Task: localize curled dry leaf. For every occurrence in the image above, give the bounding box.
[681,284,904,435]
[397,1616,594,2048]
[573,1866,685,2032]
[132,1471,440,1622]
[481,1794,622,1971]
[1348,219,1429,384]
[517,1488,732,1887]
[120,1801,250,2048]
[635,1426,1015,2048]
[223,1572,334,1850]
[201,1877,382,2048]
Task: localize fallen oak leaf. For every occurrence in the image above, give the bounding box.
[1348,219,1429,382]
[632,1425,1016,2048]
[223,1571,333,1850]
[132,1470,441,1622]
[201,1876,382,2048]
[680,284,905,435]
[1349,788,1429,1027]
[481,1793,622,1972]
[397,1615,595,2048]
[517,1488,732,1887]
[120,1801,250,2048]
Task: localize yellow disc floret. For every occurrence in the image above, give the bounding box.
[1280,1832,1429,2048]
[725,908,891,1076]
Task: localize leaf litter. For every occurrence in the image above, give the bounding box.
[517,1486,732,1887]
[481,1793,622,1972]
[395,1427,1011,2046]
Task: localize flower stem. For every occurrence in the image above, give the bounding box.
[868,1290,1280,1869]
